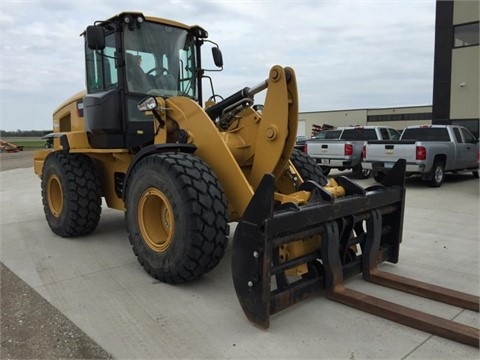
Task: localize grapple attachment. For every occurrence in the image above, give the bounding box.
[232,159,479,347]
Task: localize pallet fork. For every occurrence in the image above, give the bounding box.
[232,159,479,347]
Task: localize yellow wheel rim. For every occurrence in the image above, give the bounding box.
[47,174,63,217]
[138,188,175,252]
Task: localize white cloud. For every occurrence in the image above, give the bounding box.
[0,0,436,130]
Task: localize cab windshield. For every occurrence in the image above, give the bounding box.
[123,20,197,98]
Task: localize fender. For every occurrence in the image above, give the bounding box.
[122,143,197,199]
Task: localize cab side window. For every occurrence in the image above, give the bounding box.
[86,32,118,93]
[461,128,476,143]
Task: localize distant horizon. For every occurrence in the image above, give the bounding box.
[1,130,51,135]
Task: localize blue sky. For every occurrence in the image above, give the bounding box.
[0,0,436,131]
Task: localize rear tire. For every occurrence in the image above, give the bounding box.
[125,153,228,284]
[353,165,371,179]
[290,149,328,185]
[473,170,479,179]
[41,152,102,237]
[427,160,445,187]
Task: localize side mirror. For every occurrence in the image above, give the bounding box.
[86,25,105,50]
[212,47,223,68]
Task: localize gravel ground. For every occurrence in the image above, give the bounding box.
[1,151,113,359]
[0,264,113,359]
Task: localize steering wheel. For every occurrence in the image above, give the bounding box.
[146,67,170,76]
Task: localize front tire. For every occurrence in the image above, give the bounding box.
[41,152,102,237]
[125,153,228,284]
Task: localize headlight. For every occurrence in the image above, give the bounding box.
[137,97,158,112]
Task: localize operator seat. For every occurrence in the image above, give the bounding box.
[125,53,151,93]
[156,72,177,91]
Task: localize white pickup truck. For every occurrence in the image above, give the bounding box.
[305,126,401,177]
[362,125,479,187]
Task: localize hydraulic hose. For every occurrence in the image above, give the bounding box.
[205,67,291,120]
[205,87,251,120]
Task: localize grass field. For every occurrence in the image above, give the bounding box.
[1,137,47,150]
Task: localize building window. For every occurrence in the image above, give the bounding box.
[454,22,479,48]
[367,112,432,122]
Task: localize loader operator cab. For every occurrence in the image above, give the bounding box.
[82,12,222,149]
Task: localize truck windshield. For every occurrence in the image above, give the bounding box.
[401,128,450,141]
[123,21,197,98]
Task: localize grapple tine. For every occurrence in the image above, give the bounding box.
[361,197,480,312]
[324,161,479,348]
[328,286,480,347]
[321,206,480,348]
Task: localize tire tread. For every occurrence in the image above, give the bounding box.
[41,152,101,237]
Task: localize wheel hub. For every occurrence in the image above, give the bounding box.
[47,174,63,217]
[138,188,175,252]
[434,167,443,182]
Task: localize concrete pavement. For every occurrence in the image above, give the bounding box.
[1,167,479,359]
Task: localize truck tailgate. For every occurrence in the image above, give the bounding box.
[306,141,349,160]
[365,140,417,164]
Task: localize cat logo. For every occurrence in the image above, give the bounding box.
[386,149,394,155]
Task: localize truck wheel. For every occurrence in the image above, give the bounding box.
[290,149,328,186]
[125,153,228,284]
[41,152,102,237]
[427,160,445,187]
[353,165,371,179]
[473,170,479,179]
[373,171,385,183]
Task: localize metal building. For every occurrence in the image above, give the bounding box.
[299,105,432,137]
[432,0,479,138]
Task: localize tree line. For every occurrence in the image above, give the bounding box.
[0,130,51,137]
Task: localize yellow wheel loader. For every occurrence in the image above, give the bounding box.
[34,12,479,347]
